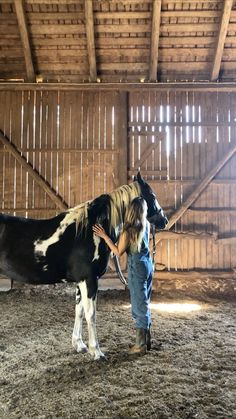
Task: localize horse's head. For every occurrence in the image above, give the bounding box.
[135,172,168,230]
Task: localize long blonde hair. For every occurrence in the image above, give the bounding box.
[123,197,147,252]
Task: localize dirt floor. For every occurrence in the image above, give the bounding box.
[0,284,235,419]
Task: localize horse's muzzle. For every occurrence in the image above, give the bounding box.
[148,213,168,230]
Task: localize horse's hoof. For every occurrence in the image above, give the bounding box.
[99,355,108,362]
[78,346,88,353]
[91,350,107,361]
[72,339,88,353]
[94,354,108,362]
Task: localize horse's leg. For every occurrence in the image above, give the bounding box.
[78,279,105,360]
[72,285,88,353]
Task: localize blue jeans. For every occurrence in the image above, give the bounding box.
[128,258,153,329]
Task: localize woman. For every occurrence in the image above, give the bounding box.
[92,197,153,355]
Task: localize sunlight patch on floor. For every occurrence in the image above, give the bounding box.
[150,302,202,313]
[122,302,202,313]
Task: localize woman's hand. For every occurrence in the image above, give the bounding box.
[92,224,109,241]
[93,224,128,257]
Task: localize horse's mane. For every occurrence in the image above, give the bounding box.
[67,181,140,233]
[63,201,91,234]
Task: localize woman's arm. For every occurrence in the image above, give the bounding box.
[92,224,128,257]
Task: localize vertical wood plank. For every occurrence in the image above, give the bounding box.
[118,91,128,186]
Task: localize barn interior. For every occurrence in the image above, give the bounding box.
[0,1,236,418]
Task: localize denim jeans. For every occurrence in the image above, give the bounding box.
[128,257,153,329]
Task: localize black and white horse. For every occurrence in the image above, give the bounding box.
[0,172,168,359]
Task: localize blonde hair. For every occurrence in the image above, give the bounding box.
[123,197,147,252]
[109,182,140,231]
[69,181,141,235]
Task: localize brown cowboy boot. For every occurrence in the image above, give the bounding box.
[129,328,147,355]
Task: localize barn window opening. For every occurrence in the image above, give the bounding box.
[166,104,170,159]
[228,108,231,143]
[111,105,115,149]
[216,108,219,144]
[130,105,134,168]
[198,105,202,144]
[192,103,195,144]
[186,104,189,144]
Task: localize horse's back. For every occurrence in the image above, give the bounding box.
[0,212,74,285]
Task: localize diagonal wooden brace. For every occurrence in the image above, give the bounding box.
[0,130,68,211]
[157,141,236,242]
[134,133,165,169]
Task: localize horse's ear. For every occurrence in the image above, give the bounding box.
[136,170,145,185]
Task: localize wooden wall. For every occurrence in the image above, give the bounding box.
[129,90,236,271]
[0,88,236,271]
[0,90,122,216]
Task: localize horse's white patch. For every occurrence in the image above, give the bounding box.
[72,287,88,353]
[92,234,101,261]
[43,264,48,271]
[78,280,104,360]
[34,212,76,257]
[155,198,161,211]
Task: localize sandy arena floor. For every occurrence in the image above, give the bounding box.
[0,285,235,419]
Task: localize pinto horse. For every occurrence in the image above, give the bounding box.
[0,172,168,359]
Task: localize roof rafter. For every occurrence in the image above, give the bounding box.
[210,0,233,81]
[14,0,35,83]
[85,0,97,82]
[149,0,162,82]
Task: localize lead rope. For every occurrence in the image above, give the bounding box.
[113,255,128,287]
[151,223,156,270]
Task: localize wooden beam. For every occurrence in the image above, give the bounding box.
[149,0,161,81]
[129,122,236,128]
[103,269,236,281]
[128,169,166,177]
[19,36,220,48]
[0,130,67,211]
[129,132,166,137]
[3,22,220,35]
[149,179,236,186]
[28,25,86,35]
[99,63,149,71]
[0,147,119,154]
[1,208,60,214]
[84,0,97,82]
[210,0,233,81]
[164,142,236,234]
[14,0,35,83]
[0,0,225,3]
[152,270,236,280]
[156,231,218,241]
[1,0,227,2]
[0,0,153,3]
[2,82,236,92]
